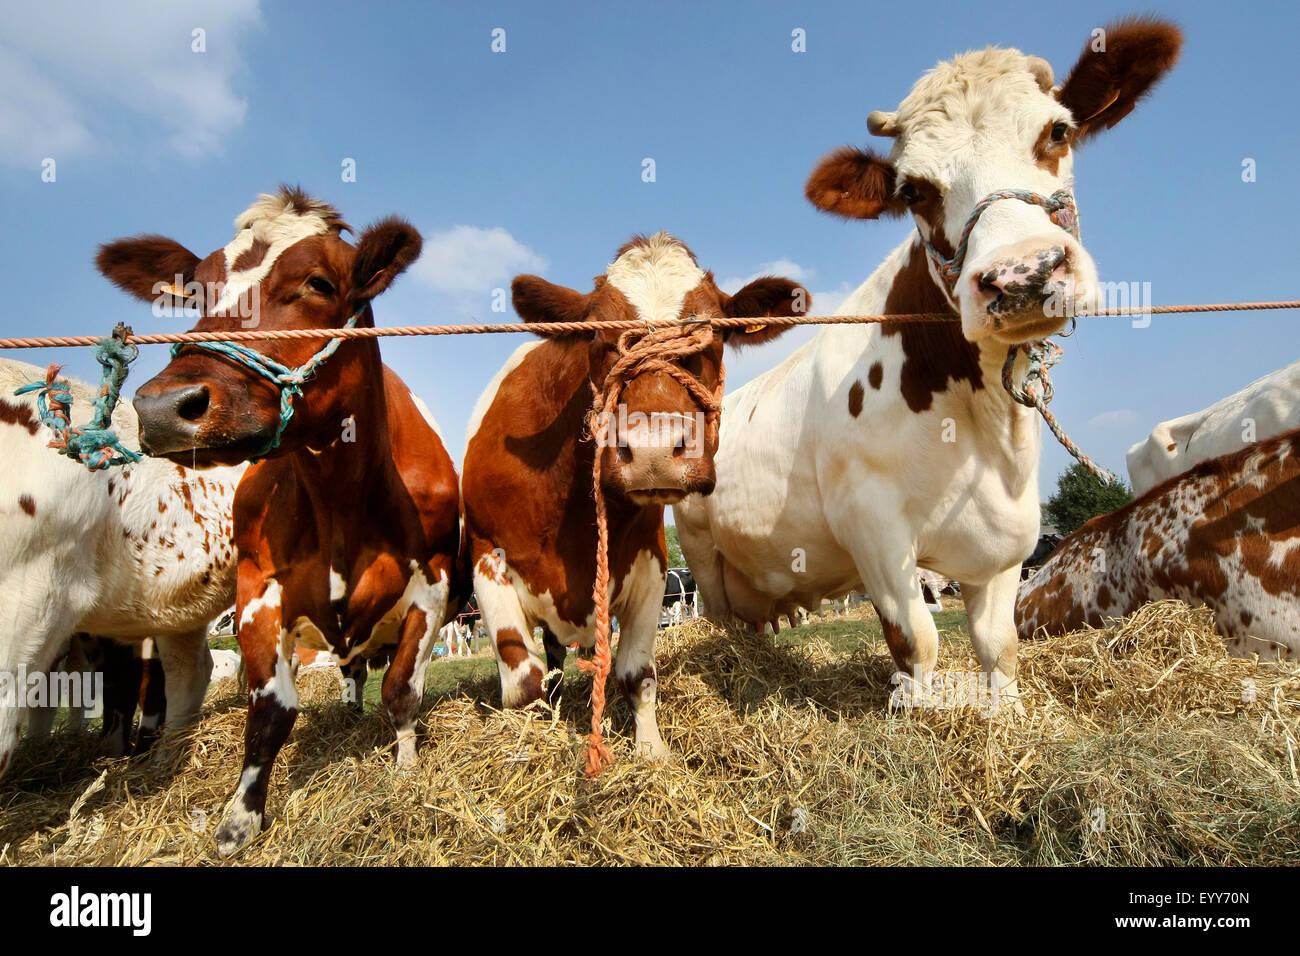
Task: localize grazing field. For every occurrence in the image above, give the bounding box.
[2,601,1297,866]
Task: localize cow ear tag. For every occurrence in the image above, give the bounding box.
[744,323,768,334]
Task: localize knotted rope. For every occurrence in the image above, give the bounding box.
[577,319,724,776]
[1002,339,1115,483]
[14,325,142,470]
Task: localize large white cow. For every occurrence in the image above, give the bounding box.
[674,18,1181,706]
[0,357,244,777]
[1127,358,1300,495]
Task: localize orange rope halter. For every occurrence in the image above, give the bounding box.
[576,320,725,776]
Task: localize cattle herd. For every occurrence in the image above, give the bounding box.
[1,16,1296,857]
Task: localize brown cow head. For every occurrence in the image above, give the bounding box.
[805,15,1180,344]
[513,233,807,505]
[99,187,421,465]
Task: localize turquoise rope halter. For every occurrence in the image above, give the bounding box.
[922,183,1080,295]
[168,308,364,462]
[15,325,143,470]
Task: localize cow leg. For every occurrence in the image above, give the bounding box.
[340,656,368,712]
[851,543,939,694]
[98,639,142,758]
[613,557,670,760]
[474,559,546,708]
[216,583,297,857]
[961,567,1024,715]
[382,605,440,769]
[133,645,168,755]
[540,625,566,707]
[153,627,212,733]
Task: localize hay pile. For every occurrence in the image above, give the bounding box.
[2,600,1297,865]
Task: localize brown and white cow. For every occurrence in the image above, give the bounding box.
[1017,428,1300,660]
[462,233,805,757]
[100,187,464,855]
[674,18,1181,708]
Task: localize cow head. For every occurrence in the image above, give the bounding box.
[512,233,807,506]
[806,15,1180,344]
[98,187,421,465]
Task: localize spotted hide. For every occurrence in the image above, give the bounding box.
[1017,429,1300,660]
[0,357,242,779]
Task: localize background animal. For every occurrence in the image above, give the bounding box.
[1018,428,1300,660]
[1127,358,1300,495]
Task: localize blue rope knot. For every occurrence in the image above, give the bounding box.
[14,327,143,471]
[169,311,361,461]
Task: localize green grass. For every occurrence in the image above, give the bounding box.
[772,607,969,654]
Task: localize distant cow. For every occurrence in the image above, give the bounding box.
[1020,533,1063,578]
[663,567,698,624]
[1,357,243,779]
[462,233,805,758]
[675,18,1181,708]
[1127,358,1300,495]
[106,187,464,855]
[1017,428,1300,660]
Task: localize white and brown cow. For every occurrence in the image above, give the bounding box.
[1018,428,1300,660]
[1,357,243,779]
[674,18,1181,706]
[1127,358,1300,495]
[102,187,464,855]
[462,234,805,757]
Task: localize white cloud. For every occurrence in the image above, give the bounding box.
[717,259,853,317]
[413,225,548,298]
[0,1,261,168]
[1086,409,1140,429]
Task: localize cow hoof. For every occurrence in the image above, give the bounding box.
[633,737,670,761]
[215,806,263,857]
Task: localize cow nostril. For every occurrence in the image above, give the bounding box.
[176,386,210,422]
[979,270,1002,298]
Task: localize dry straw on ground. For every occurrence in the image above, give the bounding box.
[2,600,1297,866]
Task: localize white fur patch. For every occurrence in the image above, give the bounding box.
[213,194,334,315]
[605,233,705,326]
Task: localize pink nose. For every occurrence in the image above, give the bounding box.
[973,245,1071,317]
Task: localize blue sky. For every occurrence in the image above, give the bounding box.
[2,0,1298,501]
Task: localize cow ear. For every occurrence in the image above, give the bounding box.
[351,216,422,302]
[805,146,906,220]
[95,235,201,302]
[511,275,592,338]
[722,277,808,348]
[1057,16,1182,141]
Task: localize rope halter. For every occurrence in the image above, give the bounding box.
[14,324,142,471]
[921,183,1080,295]
[578,316,723,777]
[168,308,364,462]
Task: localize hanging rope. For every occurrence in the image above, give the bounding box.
[577,319,724,776]
[1002,339,1115,483]
[13,324,142,471]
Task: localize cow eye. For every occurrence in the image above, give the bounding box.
[1050,122,1069,143]
[899,182,922,205]
[308,276,335,295]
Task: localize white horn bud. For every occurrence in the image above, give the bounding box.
[1027,56,1054,92]
[866,110,898,137]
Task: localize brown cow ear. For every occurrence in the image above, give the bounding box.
[1057,16,1182,141]
[805,146,906,220]
[511,275,592,338]
[95,235,201,302]
[351,216,422,301]
[722,277,808,348]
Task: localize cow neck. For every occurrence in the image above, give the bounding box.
[882,239,1040,427]
[288,339,396,501]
